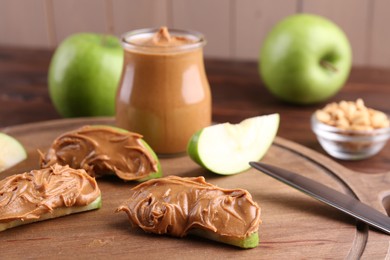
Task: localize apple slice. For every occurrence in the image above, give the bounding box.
[0,196,102,232]
[0,133,27,172]
[187,114,279,174]
[39,125,162,182]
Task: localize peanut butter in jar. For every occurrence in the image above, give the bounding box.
[116,27,212,155]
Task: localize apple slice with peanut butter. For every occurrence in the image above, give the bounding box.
[0,164,101,232]
[116,176,261,248]
[39,125,162,182]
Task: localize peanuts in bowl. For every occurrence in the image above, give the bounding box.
[311,99,390,160]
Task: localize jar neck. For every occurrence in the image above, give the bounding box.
[121,28,206,54]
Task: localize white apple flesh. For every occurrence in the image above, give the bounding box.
[0,133,27,172]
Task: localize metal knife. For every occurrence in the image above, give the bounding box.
[249,161,390,235]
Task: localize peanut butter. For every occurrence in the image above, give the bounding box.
[0,164,100,223]
[40,125,159,181]
[140,26,193,47]
[116,176,261,240]
[116,27,212,154]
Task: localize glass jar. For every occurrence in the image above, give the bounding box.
[116,28,212,155]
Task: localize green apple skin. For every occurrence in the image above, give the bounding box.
[187,129,204,167]
[49,33,124,117]
[260,14,352,104]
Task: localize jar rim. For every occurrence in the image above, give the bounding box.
[121,28,206,53]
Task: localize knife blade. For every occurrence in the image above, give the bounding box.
[249,161,390,235]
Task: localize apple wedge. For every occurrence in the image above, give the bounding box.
[40,125,162,182]
[0,196,102,232]
[0,164,101,232]
[0,133,27,172]
[187,114,279,174]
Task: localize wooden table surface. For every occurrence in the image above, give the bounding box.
[1,46,390,175]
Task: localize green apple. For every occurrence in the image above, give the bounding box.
[187,114,279,175]
[0,133,27,172]
[48,33,124,117]
[259,14,352,104]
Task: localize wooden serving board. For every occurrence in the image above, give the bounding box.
[0,118,389,259]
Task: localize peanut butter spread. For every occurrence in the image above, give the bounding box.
[116,176,261,239]
[0,164,100,223]
[40,125,159,181]
[139,26,194,47]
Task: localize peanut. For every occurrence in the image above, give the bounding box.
[315,99,389,131]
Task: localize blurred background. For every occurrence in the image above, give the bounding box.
[0,0,389,68]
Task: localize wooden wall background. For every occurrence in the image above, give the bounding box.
[0,0,389,68]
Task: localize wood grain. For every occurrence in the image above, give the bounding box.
[0,117,388,259]
[1,47,390,174]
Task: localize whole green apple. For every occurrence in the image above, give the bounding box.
[48,33,124,117]
[259,14,352,104]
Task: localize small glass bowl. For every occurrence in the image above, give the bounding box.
[311,113,390,160]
